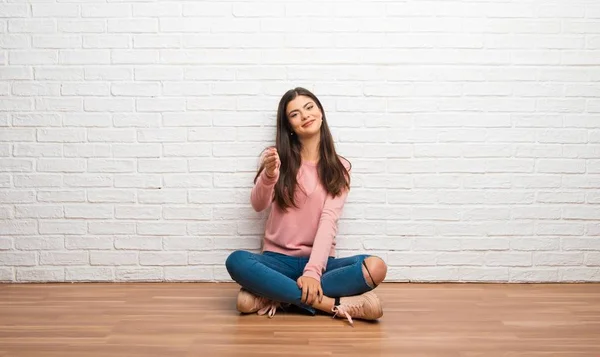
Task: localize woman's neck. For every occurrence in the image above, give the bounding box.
[300,134,320,163]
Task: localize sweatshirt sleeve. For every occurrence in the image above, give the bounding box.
[302,186,349,282]
[250,169,278,212]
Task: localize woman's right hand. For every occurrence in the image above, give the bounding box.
[263,147,280,179]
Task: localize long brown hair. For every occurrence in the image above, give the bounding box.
[254,87,351,211]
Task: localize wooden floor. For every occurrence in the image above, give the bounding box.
[0,283,599,357]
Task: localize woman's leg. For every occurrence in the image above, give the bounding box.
[321,254,388,298]
[301,255,387,324]
[298,254,387,316]
[225,250,317,314]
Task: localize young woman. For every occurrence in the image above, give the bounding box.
[225,87,387,326]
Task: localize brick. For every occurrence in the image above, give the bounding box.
[61,83,110,96]
[58,20,105,33]
[135,67,183,80]
[0,252,36,266]
[559,268,600,282]
[17,268,64,282]
[88,159,135,173]
[10,50,58,65]
[116,267,162,281]
[163,206,211,220]
[84,98,134,112]
[88,129,136,143]
[509,268,558,282]
[164,237,212,251]
[134,4,182,17]
[0,190,35,203]
[35,68,84,81]
[534,252,584,266]
[13,113,61,126]
[8,19,55,33]
[32,4,78,17]
[15,236,63,250]
[40,220,86,235]
[39,251,88,265]
[85,67,131,80]
[363,206,410,220]
[459,268,509,282]
[88,222,135,235]
[0,208,13,220]
[212,238,261,250]
[0,129,34,143]
[116,206,161,220]
[108,19,158,33]
[0,220,37,235]
[138,159,187,173]
[114,175,161,189]
[138,190,186,204]
[485,252,532,267]
[408,267,461,282]
[33,35,81,49]
[38,129,86,143]
[0,98,33,111]
[562,238,600,251]
[112,50,159,65]
[38,190,85,203]
[112,83,160,97]
[536,222,584,236]
[213,174,253,188]
[461,238,509,251]
[164,144,211,157]
[115,237,162,251]
[512,207,561,220]
[139,252,187,266]
[137,222,187,236]
[82,4,131,18]
[387,252,436,266]
[537,159,585,173]
[164,267,213,281]
[66,267,114,282]
[65,204,113,219]
[113,113,161,128]
[585,253,600,266]
[59,50,110,65]
[64,144,111,158]
[138,129,186,142]
[0,67,32,80]
[90,251,137,265]
[65,237,114,250]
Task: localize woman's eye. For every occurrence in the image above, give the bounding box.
[307,105,313,110]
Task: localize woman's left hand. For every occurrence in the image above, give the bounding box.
[297,276,323,306]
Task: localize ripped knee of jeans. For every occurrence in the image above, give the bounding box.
[362,256,387,288]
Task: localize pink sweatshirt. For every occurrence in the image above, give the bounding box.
[250,158,350,282]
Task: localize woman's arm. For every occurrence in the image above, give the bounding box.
[250,147,280,212]
[302,187,349,282]
[250,168,278,212]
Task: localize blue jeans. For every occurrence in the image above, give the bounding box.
[225,250,374,315]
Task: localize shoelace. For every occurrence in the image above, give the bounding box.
[257,301,280,318]
[332,303,362,326]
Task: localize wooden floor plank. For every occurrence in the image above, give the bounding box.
[0,282,599,356]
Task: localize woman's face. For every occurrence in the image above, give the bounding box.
[286,95,323,139]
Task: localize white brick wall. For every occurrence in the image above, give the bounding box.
[1,0,599,283]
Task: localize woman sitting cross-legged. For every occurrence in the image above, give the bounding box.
[225,87,387,326]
